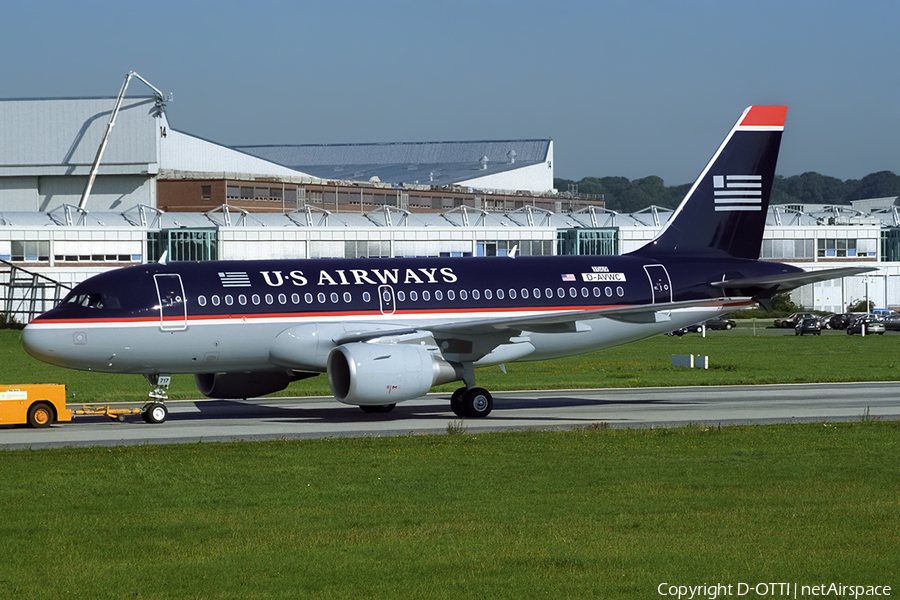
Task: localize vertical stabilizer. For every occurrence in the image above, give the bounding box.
[632,106,787,259]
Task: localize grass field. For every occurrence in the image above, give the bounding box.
[2,324,898,598]
[2,422,898,599]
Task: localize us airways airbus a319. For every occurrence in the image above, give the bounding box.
[22,106,872,423]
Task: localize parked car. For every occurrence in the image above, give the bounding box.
[795,317,821,336]
[882,314,900,331]
[828,312,866,330]
[846,315,886,335]
[668,318,737,336]
[704,318,736,330]
[774,312,816,328]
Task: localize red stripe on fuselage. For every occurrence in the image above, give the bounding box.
[29,304,626,326]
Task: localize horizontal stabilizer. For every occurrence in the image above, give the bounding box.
[711,266,877,296]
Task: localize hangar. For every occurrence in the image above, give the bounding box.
[1,84,898,322]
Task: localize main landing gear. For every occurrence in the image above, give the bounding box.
[142,374,171,424]
[356,388,493,418]
[450,387,493,418]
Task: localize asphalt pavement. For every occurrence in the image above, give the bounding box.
[2,381,898,450]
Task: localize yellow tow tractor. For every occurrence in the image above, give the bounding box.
[0,384,144,428]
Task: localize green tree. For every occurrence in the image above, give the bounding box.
[556,171,899,211]
[770,292,800,314]
[845,171,900,202]
[775,172,847,204]
[847,299,874,313]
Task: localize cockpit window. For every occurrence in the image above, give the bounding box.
[64,292,121,310]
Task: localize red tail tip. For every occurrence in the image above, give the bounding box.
[741,105,787,127]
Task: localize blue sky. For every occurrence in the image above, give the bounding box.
[2,0,897,185]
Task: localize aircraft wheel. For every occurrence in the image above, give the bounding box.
[27,402,54,428]
[359,404,396,414]
[450,387,466,417]
[143,402,168,424]
[462,387,493,418]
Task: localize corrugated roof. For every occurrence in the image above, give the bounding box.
[3,202,898,232]
[0,212,57,227]
[0,97,159,176]
[233,140,550,187]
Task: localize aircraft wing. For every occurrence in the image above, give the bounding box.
[428,296,753,334]
[711,266,877,296]
[333,296,752,347]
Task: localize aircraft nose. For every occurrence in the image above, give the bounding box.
[21,325,65,366]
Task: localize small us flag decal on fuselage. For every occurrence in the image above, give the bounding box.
[713,174,762,211]
[218,272,252,287]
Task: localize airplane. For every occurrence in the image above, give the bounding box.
[21,105,874,424]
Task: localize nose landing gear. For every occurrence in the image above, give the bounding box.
[142,374,171,424]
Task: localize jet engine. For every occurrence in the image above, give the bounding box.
[195,370,315,399]
[327,342,462,405]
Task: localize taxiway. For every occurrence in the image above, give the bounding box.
[3,381,899,450]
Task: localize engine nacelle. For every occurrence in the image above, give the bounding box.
[327,343,462,405]
[195,370,314,399]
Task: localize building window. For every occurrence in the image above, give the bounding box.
[201,185,212,201]
[557,228,618,256]
[11,241,50,262]
[817,238,872,259]
[344,240,390,258]
[148,229,218,262]
[882,229,900,261]
[476,239,549,257]
[762,239,815,260]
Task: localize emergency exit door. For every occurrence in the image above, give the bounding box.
[643,265,673,304]
[154,274,187,331]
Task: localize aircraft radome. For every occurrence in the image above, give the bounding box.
[22,106,873,423]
